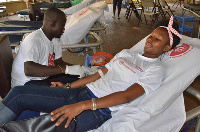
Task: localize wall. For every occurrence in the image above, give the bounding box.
[0,1,27,14]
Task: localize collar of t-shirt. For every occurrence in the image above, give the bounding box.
[138,53,160,62]
[39,28,52,43]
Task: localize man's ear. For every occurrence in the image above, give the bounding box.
[51,20,56,28]
[163,45,172,52]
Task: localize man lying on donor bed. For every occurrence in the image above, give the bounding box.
[0,16,182,132]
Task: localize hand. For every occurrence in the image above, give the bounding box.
[50,82,65,87]
[65,65,85,78]
[51,103,85,128]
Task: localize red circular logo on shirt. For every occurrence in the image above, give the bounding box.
[167,43,193,58]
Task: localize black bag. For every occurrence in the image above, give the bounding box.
[0,114,74,132]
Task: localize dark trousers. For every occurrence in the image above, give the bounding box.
[113,0,123,10]
[24,74,79,87]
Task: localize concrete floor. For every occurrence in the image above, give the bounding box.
[0,2,200,131]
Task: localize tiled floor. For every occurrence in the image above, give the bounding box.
[0,2,200,131]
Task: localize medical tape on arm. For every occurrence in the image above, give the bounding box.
[98,69,104,77]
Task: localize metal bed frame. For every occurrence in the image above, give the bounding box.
[61,31,103,55]
[0,30,103,56]
[185,86,200,132]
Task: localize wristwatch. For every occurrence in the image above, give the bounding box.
[65,83,71,89]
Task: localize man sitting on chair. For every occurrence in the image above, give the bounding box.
[11,7,94,88]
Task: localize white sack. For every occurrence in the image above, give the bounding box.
[63,0,96,15]
[60,1,108,45]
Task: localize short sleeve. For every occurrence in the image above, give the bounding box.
[24,39,41,63]
[105,49,127,70]
[137,65,164,95]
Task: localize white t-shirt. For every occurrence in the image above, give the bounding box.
[11,29,62,88]
[87,49,164,112]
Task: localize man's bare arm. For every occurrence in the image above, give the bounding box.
[24,61,63,77]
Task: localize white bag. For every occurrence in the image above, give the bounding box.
[60,1,108,45]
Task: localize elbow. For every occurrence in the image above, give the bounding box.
[126,96,134,103]
[121,87,145,103]
[24,62,34,76]
[24,66,32,76]
[120,92,134,104]
[125,92,145,103]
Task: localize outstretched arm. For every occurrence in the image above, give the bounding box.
[51,66,108,88]
[51,83,145,128]
[91,83,144,109]
[71,66,108,88]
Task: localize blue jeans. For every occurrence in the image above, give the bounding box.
[1,86,110,131]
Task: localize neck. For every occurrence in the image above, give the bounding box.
[142,53,160,58]
[41,27,53,41]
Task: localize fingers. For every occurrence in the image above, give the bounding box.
[57,82,65,87]
[65,117,73,128]
[55,114,73,128]
[51,108,73,128]
[50,106,70,124]
[51,113,60,122]
[50,82,65,87]
[51,104,82,128]
[50,82,56,87]
[56,114,69,127]
[51,108,62,121]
